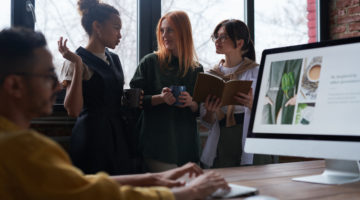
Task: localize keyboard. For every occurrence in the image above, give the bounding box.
[211,183,258,199]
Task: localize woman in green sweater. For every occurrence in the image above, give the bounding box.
[130,11,203,172]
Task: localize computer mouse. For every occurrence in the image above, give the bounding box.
[244,195,278,200]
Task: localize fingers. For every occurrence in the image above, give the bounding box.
[213,97,221,109]
[234,91,253,108]
[205,95,211,107]
[205,171,229,190]
[266,96,274,106]
[181,162,203,176]
[58,37,69,55]
[205,95,221,111]
[187,171,229,198]
[163,92,176,105]
[285,100,290,107]
[64,38,68,48]
[162,179,184,188]
[162,87,171,93]
[186,163,203,177]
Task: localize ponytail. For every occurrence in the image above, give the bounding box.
[243,37,256,61]
[77,0,119,36]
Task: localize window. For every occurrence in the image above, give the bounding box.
[35,0,137,88]
[0,0,11,30]
[255,0,316,62]
[162,0,244,70]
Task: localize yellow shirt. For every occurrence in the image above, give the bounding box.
[0,116,174,200]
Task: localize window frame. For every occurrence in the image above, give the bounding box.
[11,0,35,29]
[11,0,327,64]
[9,0,327,109]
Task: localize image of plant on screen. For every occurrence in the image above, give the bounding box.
[262,59,302,125]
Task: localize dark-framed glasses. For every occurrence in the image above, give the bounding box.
[14,72,59,89]
[211,34,229,43]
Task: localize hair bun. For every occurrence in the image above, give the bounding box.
[78,0,100,15]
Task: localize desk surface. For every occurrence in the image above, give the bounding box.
[212,160,360,200]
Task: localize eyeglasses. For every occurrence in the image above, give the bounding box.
[211,34,229,43]
[14,72,59,89]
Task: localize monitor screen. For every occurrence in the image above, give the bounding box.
[245,37,360,185]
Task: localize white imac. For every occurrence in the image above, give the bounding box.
[245,36,360,185]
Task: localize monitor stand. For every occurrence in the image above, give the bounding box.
[292,159,360,185]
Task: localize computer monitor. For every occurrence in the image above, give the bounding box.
[245,36,360,185]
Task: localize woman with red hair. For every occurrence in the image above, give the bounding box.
[130,11,203,172]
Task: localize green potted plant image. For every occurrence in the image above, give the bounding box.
[281,72,295,99]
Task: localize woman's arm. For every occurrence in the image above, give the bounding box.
[151,87,176,106]
[58,37,84,117]
[111,173,181,187]
[63,62,83,117]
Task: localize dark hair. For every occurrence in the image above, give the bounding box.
[0,27,47,84]
[212,19,256,61]
[78,0,120,36]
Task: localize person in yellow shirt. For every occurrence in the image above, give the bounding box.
[0,28,228,200]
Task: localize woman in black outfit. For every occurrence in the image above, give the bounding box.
[58,0,137,175]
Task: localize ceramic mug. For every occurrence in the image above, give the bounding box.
[170,85,186,106]
[307,63,321,82]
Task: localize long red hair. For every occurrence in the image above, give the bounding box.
[155,11,198,77]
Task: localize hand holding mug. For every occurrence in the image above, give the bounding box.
[177,91,193,108]
[161,87,176,105]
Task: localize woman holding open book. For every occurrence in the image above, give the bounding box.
[130,11,203,172]
[200,19,259,168]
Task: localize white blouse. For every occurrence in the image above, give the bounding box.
[60,51,109,83]
[200,62,259,167]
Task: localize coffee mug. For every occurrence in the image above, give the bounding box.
[307,63,321,82]
[170,85,186,106]
[122,88,141,108]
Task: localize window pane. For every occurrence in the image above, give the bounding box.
[35,0,137,88]
[162,0,244,70]
[0,0,11,30]
[255,0,316,62]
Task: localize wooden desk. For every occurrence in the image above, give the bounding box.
[212,160,360,200]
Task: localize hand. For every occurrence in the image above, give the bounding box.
[285,94,297,107]
[234,88,253,109]
[204,95,222,113]
[161,87,176,105]
[58,37,82,65]
[156,162,203,181]
[185,171,229,199]
[177,91,193,108]
[143,173,184,188]
[264,96,274,106]
[139,89,144,109]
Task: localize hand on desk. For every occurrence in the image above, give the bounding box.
[111,162,229,200]
[155,162,203,182]
[110,162,203,187]
[172,171,229,200]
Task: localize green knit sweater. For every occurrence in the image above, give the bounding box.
[130,53,203,165]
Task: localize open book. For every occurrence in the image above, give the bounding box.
[193,73,253,106]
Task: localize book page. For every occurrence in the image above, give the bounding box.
[193,73,224,102]
[222,80,253,106]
